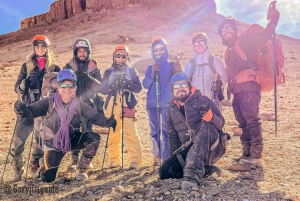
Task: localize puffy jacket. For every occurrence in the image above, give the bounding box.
[64,59,101,106]
[225,20,275,94]
[99,65,142,109]
[22,96,109,150]
[143,62,175,109]
[167,87,225,154]
[15,62,60,104]
[184,48,227,99]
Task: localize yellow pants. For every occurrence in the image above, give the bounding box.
[105,92,142,165]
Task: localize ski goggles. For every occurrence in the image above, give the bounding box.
[193,40,206,46]
[34,44,47,49]
[75,40,89,48]
[153,47,165,53]
[114,54,127,59]
[173,82,189,89]
[60,83,75,89]
[221,25,234,32]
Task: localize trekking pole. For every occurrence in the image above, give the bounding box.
[212,74,219,106]
[0,118,19,183]
[267,1,278,137]
[155,72,161,165]
[0,90,27,183]
[101,91,117,170]
[121,90,125,169]
[24,129,35,182]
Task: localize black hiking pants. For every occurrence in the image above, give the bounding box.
[183,122,225,184]
[42,132,100,183]
[10,117,44,167]
[232,91,263,158]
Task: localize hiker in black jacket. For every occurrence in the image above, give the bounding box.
[11,35,60,182]
[167,73,229,190]
[64,38,104,170]
[217,9,280,167]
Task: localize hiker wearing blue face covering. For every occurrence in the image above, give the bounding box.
[142,37,183,166]
[13,69,116,182]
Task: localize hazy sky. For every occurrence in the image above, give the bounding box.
[215,0,300,39]
[0,0,299,39]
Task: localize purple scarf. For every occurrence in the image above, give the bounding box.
[53,92,78,153]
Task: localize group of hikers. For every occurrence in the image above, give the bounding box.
[7,6,281,190]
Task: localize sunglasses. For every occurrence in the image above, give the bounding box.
[221,25,234,32]
[60,83,75,89]
[154,47,165,53]
[114,54,127,59]
[34,44,47,49]
[173,82,189,89]
[193,40,206,46]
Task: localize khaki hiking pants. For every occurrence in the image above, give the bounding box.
[105,92,142,166]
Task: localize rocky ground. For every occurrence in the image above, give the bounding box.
[0,3,300,201]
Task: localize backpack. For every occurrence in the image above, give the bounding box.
[188,55,216,82]
[40,72,59,99]
[225,23,285,92]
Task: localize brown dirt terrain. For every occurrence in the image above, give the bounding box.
[0,3,300,201]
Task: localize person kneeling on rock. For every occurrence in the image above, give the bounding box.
[159,73,230,190]
[13,69,116,182]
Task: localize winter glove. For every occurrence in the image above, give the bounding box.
[77,71,94,84]
[19,79,31,91]
[14,100,28,118]
[196,96,213,122]
[106,114,117,132]
[174,61,183,73]
[118,74,132,89]
[151,63,160,75]
[269,9,280,26]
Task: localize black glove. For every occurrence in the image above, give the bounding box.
[19,79,31,91]
[93,95,105,115]
[14,100,27,118]
[270,9,280,26]
[195,97,211,119]
[106,114,117,132]
[151,63,160,75]
[118,74,132,89]
[77,71,94,83]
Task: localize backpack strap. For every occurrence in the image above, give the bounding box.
[233,43,247,61]
[189,56,216,81]
[225,42,247,62]
[188,57,196,82]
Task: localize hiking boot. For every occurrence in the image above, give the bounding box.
[204,165,222,177]
[129,162,139,169]
[11,168,25,182]
[153,157,161,166]
[76,169,88,181]
[233,155,250,163]
[239,157,263,167]
[31,162,40,179]
[181,178,198,190]
[109,161,120,168]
